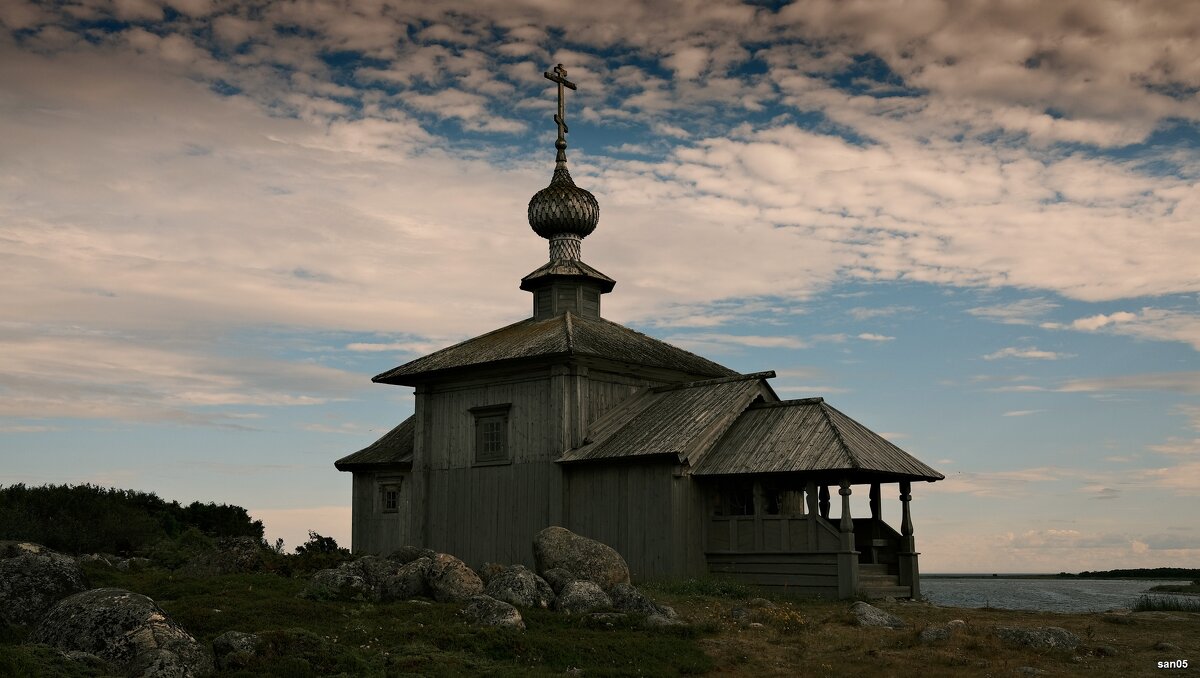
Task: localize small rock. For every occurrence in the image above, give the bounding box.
[115,556,151,572]
[485,564,555,609]
[918,625,951,643]
[747,597,776,608]
[1102,613,1136,625]
[1155,641,1182,652]
[477,562,506,585]
[1093,644,1119,657]
[427,553,484,603]
[541,567,575,595]
[78,554,113,567]
[645,613,685,628]
[387,546,436,564]
[609,583,659,616]
[586,612,628,626]
[994,626,1080,651]
[383,557,430,600]
[556,580,612,615]
[213,630,261,670]
[748,622,764,629]
[533,526,630,591]
[305,565,370,601]
[947,619,967,630]
[850,601,906,629]
[460,594,525,630]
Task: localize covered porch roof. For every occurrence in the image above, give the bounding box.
[692,398,943,482]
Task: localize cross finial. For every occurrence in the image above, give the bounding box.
[544,64,577,163]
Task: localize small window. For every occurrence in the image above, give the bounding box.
[380,481,401,514]
[470,404,511,465]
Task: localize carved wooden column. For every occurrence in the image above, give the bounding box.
[869,483,881,520]
[805,480,819,550]
[897,481,921,598]
[819,485,831,520]
[837,479,859,599]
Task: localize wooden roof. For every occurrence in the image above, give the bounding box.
[334,416,414,471]
[520,259,616,292]
[560,380,943,481]
[559,372,775,464]
[691,398,944,481]
[373,312,736,385]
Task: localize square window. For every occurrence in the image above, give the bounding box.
[380,481,401,514]
[470,404,511,465]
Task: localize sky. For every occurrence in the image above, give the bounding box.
[1,0,1198,573]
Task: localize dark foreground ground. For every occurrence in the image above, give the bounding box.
[2,564,1197,677]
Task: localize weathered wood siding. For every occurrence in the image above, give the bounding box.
[350,470,410,555]
[584,369,660,424]
[410,368,563,568]
[564,460,708,580]
[706,552,840,596]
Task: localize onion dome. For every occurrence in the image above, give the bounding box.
[528,162,599,241]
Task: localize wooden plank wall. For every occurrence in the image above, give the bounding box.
[565,461,691,581]
[415,371,560,568]
[706,552,840,596]
[351,471,410,555]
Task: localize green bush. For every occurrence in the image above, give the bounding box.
[0,483,263,556]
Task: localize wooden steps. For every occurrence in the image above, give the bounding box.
[858,564,912,599]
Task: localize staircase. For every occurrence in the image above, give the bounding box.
[859,563,911,599]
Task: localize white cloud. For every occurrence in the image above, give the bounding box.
[1065,308,1200,351]
[1003,410,1044,417]
[967,298,1059,325]
[983,347,1072,361]
[856,332,894,342]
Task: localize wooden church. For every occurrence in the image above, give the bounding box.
[336,65,943,599]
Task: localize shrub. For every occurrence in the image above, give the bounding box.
[1133,594,1200,612]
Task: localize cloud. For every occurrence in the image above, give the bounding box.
[856,332,894,342]
[967,298,1059,325]
[1063,308,1200,351]
[665,332,807,351]
[983,347,1072,361]
[1056,372,1200,394]
[1003,410,1044,417]
[848,305,914,320]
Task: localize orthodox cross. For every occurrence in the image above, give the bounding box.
[544,64,576,162]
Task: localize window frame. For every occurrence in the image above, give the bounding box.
[470,403,512,467]
[378,477,403,514]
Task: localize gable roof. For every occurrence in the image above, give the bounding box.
[691,398,944,481]
[559,372,775,464]
[373,312,736,385]
[334,416,414,471]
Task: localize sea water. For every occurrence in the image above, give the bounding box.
[921,577,1193,613]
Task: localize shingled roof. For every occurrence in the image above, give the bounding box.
[373,312,736,385]
[692,398,944,481]
[559,372,775,464]
[334,416,414,471]
[559,379,943,482]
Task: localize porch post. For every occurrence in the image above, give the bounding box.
[819,485,831,520]
[805,480,819,550]
[837,479,859,599]
[897,481,921,598]
[869,483,881,520]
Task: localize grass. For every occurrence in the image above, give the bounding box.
[3,566,1199,677]
[1134,594,1200,613]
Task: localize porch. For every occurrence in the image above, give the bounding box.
[703,478,923,599]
